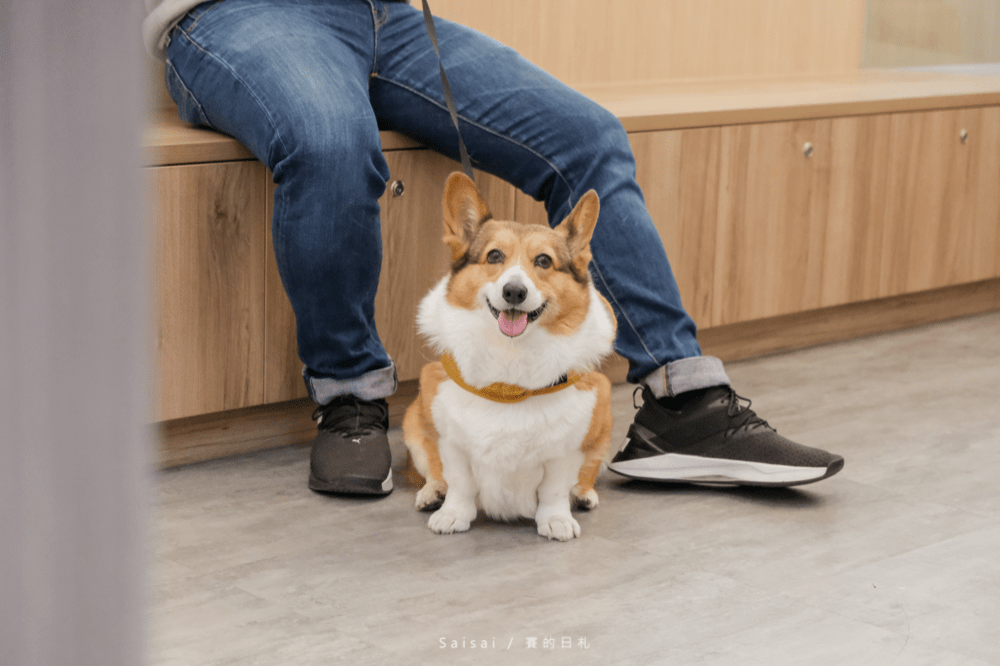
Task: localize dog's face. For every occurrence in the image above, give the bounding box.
[441,172,600,340]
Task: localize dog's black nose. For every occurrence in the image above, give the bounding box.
[502,282,527,306]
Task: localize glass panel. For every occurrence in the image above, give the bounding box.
[863,0,1000,68]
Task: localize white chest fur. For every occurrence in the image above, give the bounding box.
[431,381,597,520]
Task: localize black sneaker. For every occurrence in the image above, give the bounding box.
[308,395,393,495]
[608,386,844,487]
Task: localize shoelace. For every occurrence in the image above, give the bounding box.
[312,396,388,437]
[724,389,773,437]
[635,385,774,437]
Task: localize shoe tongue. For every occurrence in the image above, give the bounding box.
[498,309,528,337]
[320,398,387,434]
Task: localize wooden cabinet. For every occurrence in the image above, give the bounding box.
[153,161,268,420]
[713,119,833,324]
[818,114,892,308]
[627,109,1000,330]
[631,118,858,326]
[881,107,1000,296]
[153,106,1000,422]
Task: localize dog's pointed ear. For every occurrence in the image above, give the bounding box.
[442,172,492,265]
[555,190,600,276]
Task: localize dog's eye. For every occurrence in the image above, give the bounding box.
[486,249,505,264]
[534,254,553,269]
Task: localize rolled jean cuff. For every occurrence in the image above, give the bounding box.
[304,361,398,404]
[641,356,730,399]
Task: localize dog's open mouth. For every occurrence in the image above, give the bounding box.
[487,300,547,337]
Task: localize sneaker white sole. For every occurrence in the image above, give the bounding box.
[607,452,829,486]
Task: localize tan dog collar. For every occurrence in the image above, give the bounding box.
[440,352,582,404]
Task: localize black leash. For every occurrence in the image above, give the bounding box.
[420,0,475,180]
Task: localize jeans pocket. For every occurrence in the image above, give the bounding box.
[183,0,226,30]
[164,58,212,128]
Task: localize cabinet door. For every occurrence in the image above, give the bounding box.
[819,113,891,307]
[376,151,515,382]
[153,161,267,420]
[635,119,879,326]
[964,106,1000,283]
[881,107,1000,295]
[629,127,721,328]
[511,128,722,328]
[713,119,833,324]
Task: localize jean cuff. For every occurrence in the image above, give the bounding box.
[641,356,730,399]
[304,361,398,404]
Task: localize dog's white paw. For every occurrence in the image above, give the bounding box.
[537,514,581,541]
[571,485,599,511]
[428,507,473,534]
[415,480,447,512]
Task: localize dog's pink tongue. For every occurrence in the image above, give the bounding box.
[499,310,528,337]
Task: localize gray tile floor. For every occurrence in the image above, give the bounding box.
[153,312,1000,666]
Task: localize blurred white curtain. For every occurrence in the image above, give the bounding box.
[0,2,151,665]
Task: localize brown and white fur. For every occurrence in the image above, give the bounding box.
[402,172,617,541]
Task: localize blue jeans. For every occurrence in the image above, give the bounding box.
[164,0,729,402]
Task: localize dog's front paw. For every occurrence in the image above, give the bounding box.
[537,514,581,542]
[428,507,473,534]
[571,485,599,511]
[415,480,447,512]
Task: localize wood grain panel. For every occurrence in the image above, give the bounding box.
[714,119,832,325]
[879,107,999,296]
[960,106,1000,283]
[512,129,721,329]
[149,1,867,116]
[154,161,266,420]
[158,398,316,468]
[145,75,1000,168]
[881,108,956,295]
[144,111,421,167]
[700,278,1000,364]
[376,153,516,382]
[580,72,1000,134]
[513,190,550,227]
[819,114,892,307]
[512,128,724,328]
[431,0,865,84]
[629,128,720,328]
[159,278,1000,467]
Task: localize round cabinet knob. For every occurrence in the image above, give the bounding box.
[803,142,814,159]
[960,129,969,144]
[390,180,405,197]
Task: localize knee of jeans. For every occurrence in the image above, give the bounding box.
[276,114,389,191]
[589,107,632,161]
[559,104,633,173]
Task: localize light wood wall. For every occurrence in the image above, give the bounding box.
[150,0,868,113]
[431,0,866,83]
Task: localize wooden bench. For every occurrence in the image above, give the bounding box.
[146,0,1000,466]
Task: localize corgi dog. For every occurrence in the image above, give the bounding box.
[402,172,617,542]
